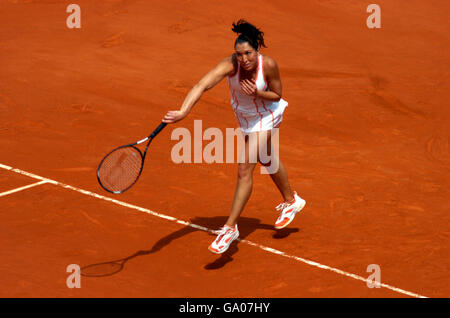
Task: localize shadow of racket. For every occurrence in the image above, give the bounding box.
[80,226,198,277]
[80,250,148,277]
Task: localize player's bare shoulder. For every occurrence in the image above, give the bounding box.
[216,55,237,77]
[262,54,280,78]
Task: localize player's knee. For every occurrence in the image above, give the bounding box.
[238,163,254,180]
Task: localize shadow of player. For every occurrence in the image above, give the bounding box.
[80,216,299,277]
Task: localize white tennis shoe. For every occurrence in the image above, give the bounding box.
[274,191,306,229]
[208,224,239,254]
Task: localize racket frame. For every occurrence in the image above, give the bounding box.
[97,122,167,194]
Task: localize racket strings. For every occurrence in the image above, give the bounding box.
[98,146,143,193]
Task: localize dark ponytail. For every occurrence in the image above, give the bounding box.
[231,19,266,51]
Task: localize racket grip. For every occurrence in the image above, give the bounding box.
[150,122,167,138]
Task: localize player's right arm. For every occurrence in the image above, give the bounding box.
[162,56,235,124]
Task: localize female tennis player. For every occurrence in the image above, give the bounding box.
[163,20,306,254]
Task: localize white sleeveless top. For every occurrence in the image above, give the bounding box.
[227,54,288,116]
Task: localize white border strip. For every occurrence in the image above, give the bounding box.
[0,180,48,197]
[0,163,428,298]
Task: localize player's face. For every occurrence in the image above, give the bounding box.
[235,42,258,71]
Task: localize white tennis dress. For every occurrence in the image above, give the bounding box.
[227,54,288,133]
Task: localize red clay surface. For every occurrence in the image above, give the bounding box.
[0,0,449,297]
[0,169,39,193]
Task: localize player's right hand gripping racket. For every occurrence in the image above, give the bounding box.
[97,122,167,194]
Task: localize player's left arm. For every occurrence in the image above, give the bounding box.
[241,56,282,101]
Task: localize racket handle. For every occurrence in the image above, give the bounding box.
[150,122,167,138]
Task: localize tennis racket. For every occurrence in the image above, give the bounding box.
[97,122,167,194]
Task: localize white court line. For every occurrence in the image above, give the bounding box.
[0,180,48,197]
[0,162,428,298]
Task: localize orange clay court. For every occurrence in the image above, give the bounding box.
[0,0,449,298]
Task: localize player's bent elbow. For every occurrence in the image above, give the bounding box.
[273,93,282,102]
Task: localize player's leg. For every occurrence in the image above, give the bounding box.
[257,129,294,202]
[225,133,257,227]
[209,134,256,254]
[258,129,306,229]
[268,160,295,201]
